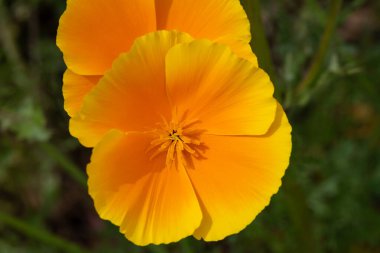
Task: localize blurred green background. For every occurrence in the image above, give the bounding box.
[1,0,379,252]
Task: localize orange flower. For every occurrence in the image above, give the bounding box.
[70,31,292,245]
[57,0,256,117]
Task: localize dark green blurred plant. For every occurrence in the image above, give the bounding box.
[1,0,380,252]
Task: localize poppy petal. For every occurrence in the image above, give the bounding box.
[88,130,202,245]
[155,0,253,61]
[216,38,258,65]
[57,0,156,75]
[166,40,277,136]
[70,31,193,147]
[63,70,101,117]
[187,105,292,241]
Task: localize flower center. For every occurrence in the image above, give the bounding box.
[147,116,204,169]
[169,129,182,142]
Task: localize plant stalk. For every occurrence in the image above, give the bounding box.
[0,211,90,253]
[241,0,279,98]
[295,0,343,96]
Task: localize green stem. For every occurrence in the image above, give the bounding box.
[295,0,343,96]
[0,211,90,253]
[241,0,279,98]
[0,1,23,68]
[283,178,317,253]
[40,142,88,188]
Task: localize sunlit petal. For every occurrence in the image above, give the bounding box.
[57,0,156,75]
[166,40,277,136]
[69,31,193,147]
[186,105,291,241]
[155,0,253,61]
[88,130,202,246]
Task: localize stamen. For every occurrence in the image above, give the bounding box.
[176,144,184,169]
[166,140,177,168]
[150,137,168,147]
[176,139,184,151]
[181,119,202,129]
[146,115,204,170]
[149,141,171,161]
[183,143,195,154]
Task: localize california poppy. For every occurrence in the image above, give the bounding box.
[57,0,256,117]
[70,31,292,245]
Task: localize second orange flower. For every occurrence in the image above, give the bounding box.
[57,0,256,117]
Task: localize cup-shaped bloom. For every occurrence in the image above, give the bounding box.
[57,0,256,117]
[70,31,292,245]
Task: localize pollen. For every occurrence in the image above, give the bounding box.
[147,115,203,169]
